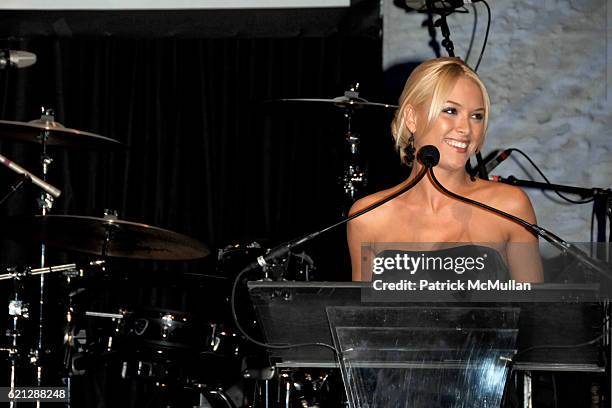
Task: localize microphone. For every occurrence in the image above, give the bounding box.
[0,153,61,198]
[484,149,512,174]
[466,149,511,178]
[0,50,37,69]
[417,145,440,167]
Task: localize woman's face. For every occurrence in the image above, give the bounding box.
[413,76,486,171]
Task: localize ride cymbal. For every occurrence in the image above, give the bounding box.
[3,215,209,261]
[269,96,398,110]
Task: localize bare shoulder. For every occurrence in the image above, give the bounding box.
[471,179,536,223]
[348,183,405,217]
[347,184,406,242]
[350,189,390,215]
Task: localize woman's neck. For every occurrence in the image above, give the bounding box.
[403,162,473,213]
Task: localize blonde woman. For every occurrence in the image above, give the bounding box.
[348,57,543,283]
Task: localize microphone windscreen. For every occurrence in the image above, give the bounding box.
[417,145,440,167]
[9,50,37,68]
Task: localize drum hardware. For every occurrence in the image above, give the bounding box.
[243,366,276,381]
[201,322,243,359]
[269,85,397,211]
[0,106,123,404]
[275,368,344,408]
[0,105,122,395]
[0,263,85,281]
[219,242,262,257]
[103,309,245,368]
[4,267,29,408]
[339,83,367,208]
[195,386,238,408]
[218,242,315,282]
[0,262,81,408]
[285,251,315,282]
[83,310,126,353]
[271,253,311,283]
[241,367,276,408]
[36,107,56,395]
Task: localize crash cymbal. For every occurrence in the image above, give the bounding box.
[4,215,209,260]
[0,119,123,149]
[271,96,398,110]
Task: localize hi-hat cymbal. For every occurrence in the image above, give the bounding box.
[271,96,398,110]
[3,215,209,260]
[0,119,123,149]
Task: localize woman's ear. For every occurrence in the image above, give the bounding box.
[403,104,418,134]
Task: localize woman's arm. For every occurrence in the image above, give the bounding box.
[347,198,378,281]
[502,187,545,283]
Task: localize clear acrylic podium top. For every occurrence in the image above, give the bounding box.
[326,306,520,408]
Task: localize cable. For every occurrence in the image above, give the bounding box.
[551,373,558,408]
[429,167,534,230]
[464,2,478,63]
[473,0,491,72]
[230,267,338,353]
[591,203,596,253]
[511,333,605,362]
[507,148,595,204]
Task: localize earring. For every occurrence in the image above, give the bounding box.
[402,133,416,166]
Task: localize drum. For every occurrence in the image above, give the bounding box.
[202,322,242,359]
[217,242,316,281]
[122,308,203,351]
[278,368,346,408]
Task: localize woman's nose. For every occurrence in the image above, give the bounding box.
[455,115,471,135]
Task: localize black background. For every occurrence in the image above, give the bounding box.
[0,2,413,405]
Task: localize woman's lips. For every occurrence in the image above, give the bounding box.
[443,138,469,153]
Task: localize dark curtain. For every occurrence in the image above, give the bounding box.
[0,6,406,406]
[0,35,388,242]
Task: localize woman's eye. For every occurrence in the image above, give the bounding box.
[442,107,456,114]
[472,112,484,120]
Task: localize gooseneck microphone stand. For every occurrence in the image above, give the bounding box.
[425,149,610,277]
[231,149,438,352]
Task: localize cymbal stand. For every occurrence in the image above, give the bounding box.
[34,107,56,398]
[101,210,119,259]
[2,267,29,408]
[340,85,367,211]
[0,263,78,408]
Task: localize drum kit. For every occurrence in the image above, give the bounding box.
[0,87,396,407]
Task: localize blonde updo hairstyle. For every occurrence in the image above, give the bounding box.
[391,57,490,166]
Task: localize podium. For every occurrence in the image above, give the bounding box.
[327,306,518,408]
[247,281,605,407]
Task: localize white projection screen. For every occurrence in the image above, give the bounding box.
[0,0,349,9]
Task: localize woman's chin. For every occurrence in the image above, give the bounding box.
[435,159,469,174]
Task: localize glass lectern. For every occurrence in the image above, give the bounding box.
[326,306,519,408]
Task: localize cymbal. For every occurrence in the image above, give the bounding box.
[3,215,209,260]
[271,96,398,110]
[0,119,123,149]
